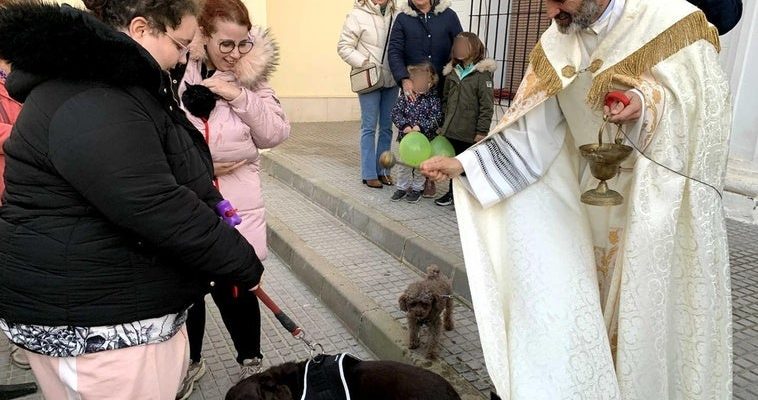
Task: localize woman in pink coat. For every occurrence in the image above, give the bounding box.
[0,61,22,197]
[173,0,290,397]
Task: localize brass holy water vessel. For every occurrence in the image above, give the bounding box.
[579,117,633,206]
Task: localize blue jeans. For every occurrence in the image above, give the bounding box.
[358,86,399,180]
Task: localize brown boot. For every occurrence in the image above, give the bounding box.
[362,179,383,189]
[378,175,394,186]
[423,179,436,198]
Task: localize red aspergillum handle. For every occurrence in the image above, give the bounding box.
[605,91,631,108]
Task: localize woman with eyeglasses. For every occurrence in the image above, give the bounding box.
[171,0,290,397]
[0,1,266,398]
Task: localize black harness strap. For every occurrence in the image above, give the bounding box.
[301,354,361,400]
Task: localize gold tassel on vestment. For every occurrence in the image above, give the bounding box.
[586,11,720,107]
[523,42,563,99]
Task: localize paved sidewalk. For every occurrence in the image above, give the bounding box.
[0,251,374,400]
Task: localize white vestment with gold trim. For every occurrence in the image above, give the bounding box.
[454,0,732,398]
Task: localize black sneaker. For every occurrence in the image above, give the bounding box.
[406,190,422,203]
[391,189,408,201]
[435,192,454,206]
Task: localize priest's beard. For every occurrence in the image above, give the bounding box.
[554,0,603,34]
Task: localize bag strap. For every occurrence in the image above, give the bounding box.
[379,14,394,65]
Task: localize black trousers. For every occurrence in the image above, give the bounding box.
[446,137,473,194]
[186,282,262,364]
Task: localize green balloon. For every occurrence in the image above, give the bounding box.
[430,135,456,157]
[398,132,433,168]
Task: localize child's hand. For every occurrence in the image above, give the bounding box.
[412,125,421,132]
[474,134,487,142]
[403,126,414,134]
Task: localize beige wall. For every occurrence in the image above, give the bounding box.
[266,0,355,98]
[242,0,267,27]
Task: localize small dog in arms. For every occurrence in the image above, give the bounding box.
[399,265,454,359]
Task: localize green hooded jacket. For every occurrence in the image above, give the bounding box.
[439,58,496,144]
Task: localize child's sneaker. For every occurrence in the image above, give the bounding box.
[435,192,454,206]
[406,190,422,203]
[391,189,408,201]
[423,180,436,198]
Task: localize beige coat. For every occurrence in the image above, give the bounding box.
[337,0,397,88]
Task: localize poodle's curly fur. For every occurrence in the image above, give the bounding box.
[398,265,454,359]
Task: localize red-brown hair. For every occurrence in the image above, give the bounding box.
[198,0,252,35]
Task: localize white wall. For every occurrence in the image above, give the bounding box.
[721,1,758,163]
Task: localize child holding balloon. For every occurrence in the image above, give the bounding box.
[435,32,495,207]
[390,62,443,203]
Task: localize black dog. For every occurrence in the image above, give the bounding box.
[226,359,461,400]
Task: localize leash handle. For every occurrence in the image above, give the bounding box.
[253,287,324,357]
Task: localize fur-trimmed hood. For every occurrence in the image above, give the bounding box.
[442,58,497,76]
[354,0,396,16]
[399,0,452,17]
[187,26,279,90]
[0,2,163,102]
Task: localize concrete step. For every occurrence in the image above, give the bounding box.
[262,173,492,399]
[262,150,472,306]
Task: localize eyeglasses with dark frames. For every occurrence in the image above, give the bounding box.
[218,39,255,55]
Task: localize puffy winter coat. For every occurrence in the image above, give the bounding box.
[177,26,290,261]
[439,59,496,144]
[0,80,21,196]
[388,0,463,85]
[338,0,398,88]
[0,2,264,327]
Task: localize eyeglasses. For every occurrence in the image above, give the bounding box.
[165,31,190,58]
[218,39,254,55]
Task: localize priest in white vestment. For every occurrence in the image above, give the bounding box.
[421,0,732,399]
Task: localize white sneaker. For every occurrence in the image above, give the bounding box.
[176,359,206,400]
[9,345,31,370]
[239,358,263,382]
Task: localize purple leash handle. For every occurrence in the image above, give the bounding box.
[215,199,242,227]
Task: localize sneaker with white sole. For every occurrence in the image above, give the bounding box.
[176,359,206,400]
[434,192,454,206]
[239,358,263,382]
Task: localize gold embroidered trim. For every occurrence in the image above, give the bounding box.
[586,11,720,107]
[524,42,563,99]
[562,65,577,78]
[588,59,604,73]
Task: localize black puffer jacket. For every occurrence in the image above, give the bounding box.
[0,3,263,327]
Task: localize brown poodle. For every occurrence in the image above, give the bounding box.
[398,265,454,359]
[225,359,461,400]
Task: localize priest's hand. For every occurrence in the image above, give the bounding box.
[420,156,464,182]
[604,90,642,124]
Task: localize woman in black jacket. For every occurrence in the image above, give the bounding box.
[0,1,263,398]
[388,0,463,98]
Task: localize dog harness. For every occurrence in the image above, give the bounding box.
[301,353,361,400]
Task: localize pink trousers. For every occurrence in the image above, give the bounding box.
[24,327,189,400]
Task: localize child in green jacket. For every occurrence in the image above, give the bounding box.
[436,32,495,207]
